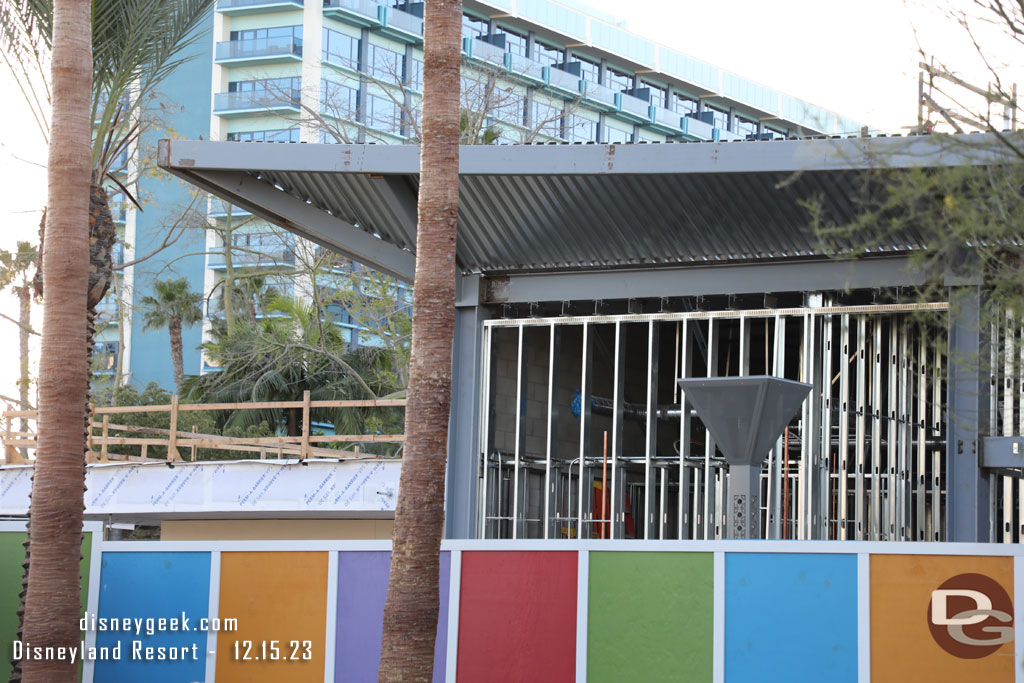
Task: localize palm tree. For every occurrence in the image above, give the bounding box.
[2,0,215,360]
[2,6,212,678]
[14,1,92,680]
[378,0,463,680]
[139,277,203,392]
[186,295,402,440]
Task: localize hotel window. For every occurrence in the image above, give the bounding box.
[227,128,300,142]
[565,115,597,142]
[367,94,401,134]
[606,66,632,93]
[642,81,667,108]
[322,28,359,67]
[673,92,697,115]
[707,104,729,130]
[533,40,563,66]
[735,115,758,137]
[604,126,632,143]
[496,27,528,57]
[462,13,488,40]
[575,55,601,84]
[368,44,403,82]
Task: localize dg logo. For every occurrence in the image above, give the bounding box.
[928,573,1014,659]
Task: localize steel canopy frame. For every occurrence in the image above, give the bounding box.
[154,137,1003,542]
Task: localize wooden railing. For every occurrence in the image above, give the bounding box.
[1,391,405,465]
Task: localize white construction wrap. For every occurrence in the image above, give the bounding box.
[0,459,401,518]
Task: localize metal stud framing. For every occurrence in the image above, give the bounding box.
[478,303,955,541]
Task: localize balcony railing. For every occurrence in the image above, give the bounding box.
[470,37,506,67]
[581,80,616,107]
[546,65,581,93]
[213,89,301,113]
[323,0,384,23]
[619,91,650,118]
[384,6,422,36]
[215,37,302,62]
[506,52,544,83]
[652,105,680,129]
[210,247,296,268]
[219,0,302,8]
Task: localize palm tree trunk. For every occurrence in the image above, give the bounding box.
[170,317,184,392]
[18,0,93,681]
[378,0,461,680]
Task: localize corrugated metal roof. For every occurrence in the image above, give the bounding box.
[158,135,1007,277]
[249,166,919,273]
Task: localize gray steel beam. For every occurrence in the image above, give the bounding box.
[446,304,492,539]
[172,168,416,282]
[484,258,922,304]
[158,133,1013,178]
[945,287,990,542]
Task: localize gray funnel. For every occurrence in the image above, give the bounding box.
[677,376,811,539]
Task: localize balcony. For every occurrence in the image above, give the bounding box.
[381,6,423,42]
[580,80,617,111]
[213,89,301,117]
[216,0,303,14]
[209,205,253,220]
[208,246,296,270]
[466,36,507,69]
[544,65,582,96]
[505,52,544,85]
[617,91,651,123]
[680,113,715,141]
[649,105,682,134]
[215,37,302,64]
[323,0,384,28]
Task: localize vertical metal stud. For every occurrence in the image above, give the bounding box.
[577,323,592,540]
[887,318,898,540]
[659,467,668,539]
[644,320,660,539]
[821,313,834,539]
[1003,311,1014,543]
[898,317,910,540]
[512,325,526,539]
[933,322,944,542]
[770,314,786,538]
[838,314,851,540]
[610,321,625,539]
[855,315,867,540]
[917,325,927,541]
[479,325,493,539]
[678,319,692,540]
[703,319,718,540]
[543,323,561,539]
[871,318,883,541]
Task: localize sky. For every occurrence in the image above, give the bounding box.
[0,0,1019,404]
